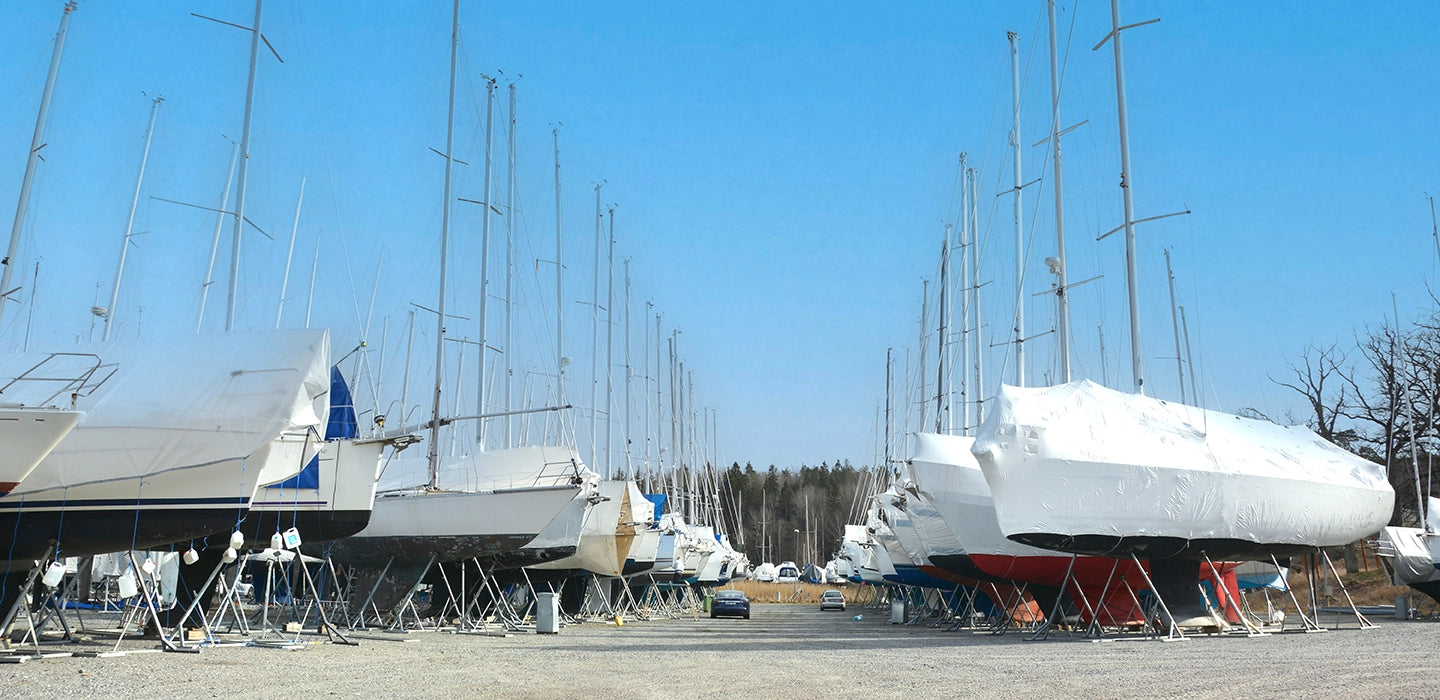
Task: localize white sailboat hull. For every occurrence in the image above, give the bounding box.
[0,407,82,495]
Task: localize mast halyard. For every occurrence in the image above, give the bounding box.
[427,0,460,489]
[274,176,305,330]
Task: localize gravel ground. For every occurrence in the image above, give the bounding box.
[4,601,1439,698]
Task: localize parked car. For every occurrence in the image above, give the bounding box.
[711,589,751,619]
[820,589,846,611]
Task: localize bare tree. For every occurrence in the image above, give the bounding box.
[1270,342,1351,443]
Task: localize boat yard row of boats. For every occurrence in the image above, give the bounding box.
[823,416,1399,638]
[810,0,1410,639]
[0,328,751,652]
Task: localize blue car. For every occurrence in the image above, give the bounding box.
[711,589,751,619]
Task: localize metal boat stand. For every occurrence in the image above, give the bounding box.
[121,552,193,653]
[580,574,618,621]
[1123,554,1186,642]
[1318,548,1377,630]
[11,561,86,652]
[0,547,76,660]
[1270,554,1325,633]
[456,559,524,634]
[1199,552,1265,637]
[944,583,982,631]
[208,559,255,637]
[984,581,1041,635]
[1027,554,1086,641]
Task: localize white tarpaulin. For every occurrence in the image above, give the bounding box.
[7,330,329,493]
[376,444,586,493]
[1377,526,1440,586]
[972,379,1393,554]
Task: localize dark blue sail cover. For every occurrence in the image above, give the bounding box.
[645,494,666,524]
[325,364,358,440]
[268,365,357,490]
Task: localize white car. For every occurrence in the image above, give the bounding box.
[820,589,846,611]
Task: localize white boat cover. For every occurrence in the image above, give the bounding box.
[973,380,1394,552]
[10,330,330,493]
[1378,526,1440,586]
[376,444,585,492]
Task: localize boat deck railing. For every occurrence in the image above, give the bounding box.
[0,352,116,409]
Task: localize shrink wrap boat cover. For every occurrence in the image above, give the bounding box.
[376,444,590,492]
[1377,526,1440,586]
[972,380,1393,556]
[6,329,329,493]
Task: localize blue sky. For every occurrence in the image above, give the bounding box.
[2,1,1438,472]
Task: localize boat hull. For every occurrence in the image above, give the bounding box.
[974,381,1394,561]
[241,437,387,547]
[0,408,82,495]
[329,484,581,569]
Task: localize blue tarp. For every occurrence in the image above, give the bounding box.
[644,493,666,523]
[269,366,356,490]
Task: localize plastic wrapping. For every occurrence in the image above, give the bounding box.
[1379,526,1440,586]
[377,444,586,492]
[9,330,329,494]
[973,380,1394,559]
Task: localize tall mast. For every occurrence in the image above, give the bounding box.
[105,95,163,341]
[225,0,266,332]
[198,142,239,332]
[884,347,893,472]
[624,259,633,476]
[604,206,616,478]
[1108,0,1144,394]
[589,183,602,466]
[916,279,930,431]
[426,0,460,487]
[969,168,984,424]
[1047,0,1072,382]
[934,234,948,433]
[1164,248,1185,402]
[655,313,663,473]
[1179,305,1199,405]
[274,176,305,329]
[2,2,77,328]
[552,127,565,439]
[642,300,652,480]
[1007,30,1026,388]
[476,77,496,446]
[957,154,970,433]
[504,82,517,447]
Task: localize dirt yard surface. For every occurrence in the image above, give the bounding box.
[4,594,1440,698]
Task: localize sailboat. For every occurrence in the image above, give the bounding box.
[0,329,330,567]
[970,2,1392,630]
[326,1,593,581]
[240,367,405,547]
